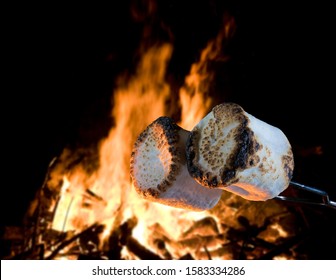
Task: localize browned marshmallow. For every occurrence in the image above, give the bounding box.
[186,103,294,201]
[130,116,223,211]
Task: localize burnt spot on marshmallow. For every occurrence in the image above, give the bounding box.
[142,187,160,198]
[187,103,260,187]
[282,153,294,182]
[221,169,236,184]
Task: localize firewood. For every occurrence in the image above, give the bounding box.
[45,223,103,259]
[126,237,162,260]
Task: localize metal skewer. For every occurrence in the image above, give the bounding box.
[275,181,336,210]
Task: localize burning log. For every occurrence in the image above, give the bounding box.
[151,239,173,260]
[257,233,308,260]
[177,234,225,250]
[106,217,138,260]
[45,223,104,260]
[181,217,220,238]
[146,223,173,259]
[147,220,225,260]
[145,220,228,260]
[126,237,162,260]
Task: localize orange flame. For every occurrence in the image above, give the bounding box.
[179,13,235,130]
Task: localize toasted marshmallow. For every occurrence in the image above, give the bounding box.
[130,116,223,211]
[186,103,294,201]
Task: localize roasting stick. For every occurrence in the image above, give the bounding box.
[275,181,336,210]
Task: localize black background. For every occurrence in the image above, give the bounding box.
[2,1,335,227]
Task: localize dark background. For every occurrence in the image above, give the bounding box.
[2,1,335,228]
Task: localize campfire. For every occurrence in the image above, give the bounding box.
[2,1,336,261]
